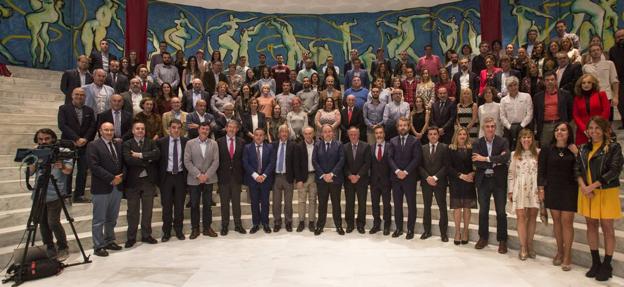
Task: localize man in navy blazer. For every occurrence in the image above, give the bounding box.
[60,55,93,104]
[471,117,510,254]
[89,39,117,72]
[312,125,345,236]
[387,117,422,239]
[243,128,275,234]
[57,87,96,203]
[86,122,124,257]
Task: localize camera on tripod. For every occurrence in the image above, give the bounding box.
[14,139,77,166]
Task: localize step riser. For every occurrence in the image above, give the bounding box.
[0,90,64,103]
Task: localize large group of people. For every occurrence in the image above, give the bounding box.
[32,23,624,282]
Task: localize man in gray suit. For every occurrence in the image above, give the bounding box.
[183,122,220,239]
[182,78,210,113]
[272,124,297,232]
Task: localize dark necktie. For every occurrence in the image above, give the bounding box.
[138,140,143,149]
[256,145,262,173]
[377,144,382,161]
[114,111,121,138]
[325,142,330,152]
[108,141,118,163]
[172,138,179,173]
[401,136,406,149]
[431,143,436,157]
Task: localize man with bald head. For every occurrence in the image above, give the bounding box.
[186,99,215,139]
[162,97,188,137]
[61,55,93,104]
[121,77,149,115]
[182,78,210,113]
[340,94,365,143]
[429,87,456,144]
[84,68,115,115]
[58,87,97,203]
[97,94,133,144]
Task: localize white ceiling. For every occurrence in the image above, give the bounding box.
[157,0,459,14]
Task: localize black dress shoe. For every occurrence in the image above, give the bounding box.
[285,222,293,232]
[441,234,449,242]
[309,221,316,232]
[203,227,218,237]
[141,237,158,244]
[124,240,136,248]
[263,225,272,233]
[392,229,403,238]
[357,226,365,234]
[296,221,305,232]
[369,225,381,234]
[250,225,260,234]
[346,225,354,233]
[94,248,109,257]
[105,242,123,251]
[235,225,247,234]
[189,228,200,239]
[383,227,390,236]
[406,231,414,240]
[176,233,186,240]
[314,227,323,235]
[161,234,171,242]
[420,231,432,240]
[273,224,281,233]
[336,227,345,235]
[220,228,228,236]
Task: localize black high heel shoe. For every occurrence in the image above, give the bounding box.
[595,263,612,281]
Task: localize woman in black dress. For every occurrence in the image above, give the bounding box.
[448,127,477,245]
[410,96,429,144]
[537,122,578,271]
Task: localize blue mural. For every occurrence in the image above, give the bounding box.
[0,0,483,71]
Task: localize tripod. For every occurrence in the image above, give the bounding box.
[4,158,91,286]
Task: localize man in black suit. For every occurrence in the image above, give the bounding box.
[294,127,318,232]
[393,50,415,76]
[493,56,521,95]
[533,72,573,147]
[340,95,366,143]
[343,127,371,234]
[97,94,133,143]
[554,52,582,95]
[157,119,188,242]
[137,65,159,97]
[121,77,149,115]
[271,124,297,232]
[472,117,510,254]
[312,125,345,235]
[418,127,450,242]
[186,100,216,139]
[182,78,210,113]
[201,61,227,96]
[452,58,479,100]
[430,87,457,144]
[288,70,303,94]
[58,87,97,203]
[243,128,275,234]
[86,122,124,257]
[60,55,93,104]
[105,60,129,94]
[217,120,246,235]
[471,42,489,75]
[369,126,392,235]
[122,122,160,248]
[387,117,422,239]
[89,39,117,72]
[370,47,392,76]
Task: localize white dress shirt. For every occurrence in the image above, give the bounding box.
[499,92,533,129]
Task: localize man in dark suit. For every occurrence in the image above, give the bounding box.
[201,61,227,96]
[369,126,392,235]
[370,47,392,76]
[120,77,149,115]
[97,94,133,143]
[122,122,160,248]
[89,39,117,72]
[242,128,275,234]
[312,125,346,235]
[430,87,457,144]
[186,100,216,139]
[217,120,246,235]
[343,127,371,234]
[471,42,489,75]
[157,119,188,242]
[86,122,124,257]
[418,127,450,242]
[60,55,93,104]
[555,52,582,95]
[294,127,318,232]
[58,87,97,203]
[493,56,521,95]
[137,65,159,97]
[533,72,573,147]
[340,95,366,143]
[472,117,510,254]
[271,124,297,232]
[387,117,422,239]
[452,58,479,100]
[105,60,129,94]
[182,78,210,113]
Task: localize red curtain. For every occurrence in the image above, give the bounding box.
[124,0,148,64]
[479,0,502,43]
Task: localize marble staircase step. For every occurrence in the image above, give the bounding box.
[0,89,64,102]
[0,76,61,89]
[0,113,57,124]
[0,103,61,115]
[5,65,63,81]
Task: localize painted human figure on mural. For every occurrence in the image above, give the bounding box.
[25,0,68,67]
[435,15,460,53]
[147,29,161,60]
[568,0,619,50]
[360,45,377,79]
[206,14,255,64]
[329,19,358,60]
[308,39,332,68]
[462,9,481,54]
[0,4,23,64]
[163,11,200,52]
[267,17,306,69]
[510,1,553,46]
[238,21,265,64]
[80,0,123,56]
[376,14,430,62]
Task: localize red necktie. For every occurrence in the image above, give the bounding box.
[377,144,382,161]
[142,81,147,92]
[229,138,234,160]
[348,108,353,124]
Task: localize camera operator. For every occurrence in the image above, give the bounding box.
[29,128,72,261]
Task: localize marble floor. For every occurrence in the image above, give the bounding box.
[21,232,624,287]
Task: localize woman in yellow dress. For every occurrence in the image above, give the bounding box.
[576,116,623,281]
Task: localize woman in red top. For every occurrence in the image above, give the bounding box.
[573,74,610,145]
[478,55,502,96]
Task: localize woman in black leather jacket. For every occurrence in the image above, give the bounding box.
[575,116,623,281]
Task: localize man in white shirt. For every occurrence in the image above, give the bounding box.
[499,76,533,149]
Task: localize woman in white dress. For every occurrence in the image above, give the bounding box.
[508,128,540,260]
[477,86,503,137]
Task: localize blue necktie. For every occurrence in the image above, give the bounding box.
[278,142,286,173]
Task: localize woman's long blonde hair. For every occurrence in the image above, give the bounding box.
[449,127,472,150]
[513,128,538,160]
